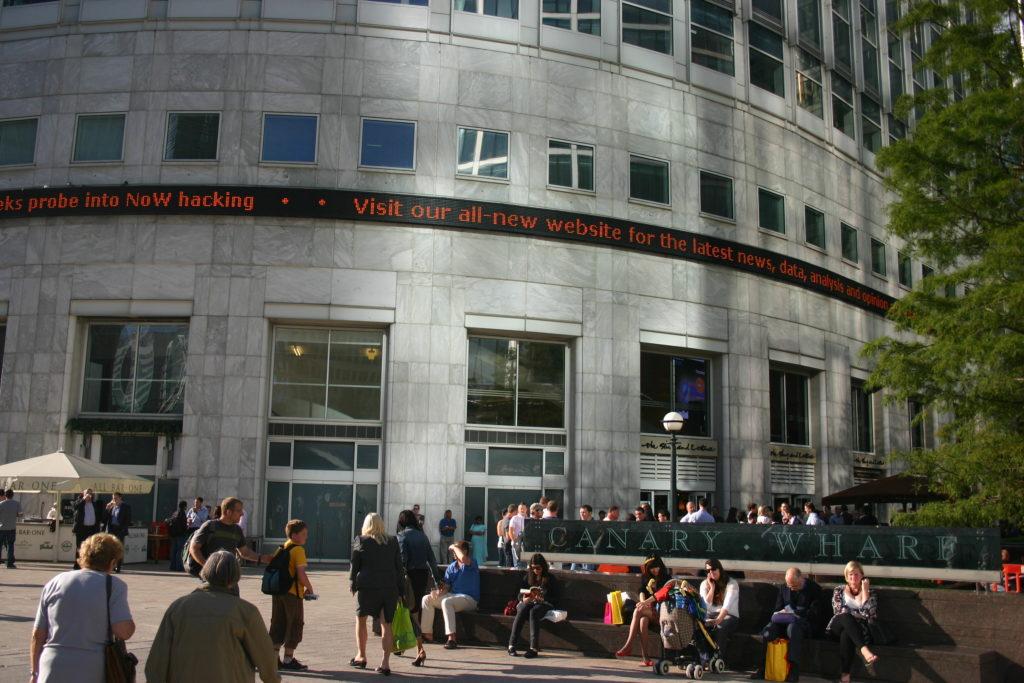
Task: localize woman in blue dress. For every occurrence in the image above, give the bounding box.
[469,515,488,566]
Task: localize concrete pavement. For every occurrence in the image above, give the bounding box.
[0,562,833,682]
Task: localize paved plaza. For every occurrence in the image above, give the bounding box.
[0,562,832,683]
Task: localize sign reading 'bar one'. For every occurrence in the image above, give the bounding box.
[522,520,1000,573]
[0,184,895,316]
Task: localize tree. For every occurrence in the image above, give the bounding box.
[866,0,1024,528]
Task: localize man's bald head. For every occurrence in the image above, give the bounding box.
[785,567,804,590]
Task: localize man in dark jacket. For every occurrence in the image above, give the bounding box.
[749,567,825,682]
[72,488,103,569]
[104,492,133,572]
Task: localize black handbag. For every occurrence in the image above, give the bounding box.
[105,574,138,683]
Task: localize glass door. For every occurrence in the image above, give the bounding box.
[292,483,353,560]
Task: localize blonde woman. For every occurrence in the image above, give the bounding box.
[756,505,773,524]
[349,512,403,676]
[826,560,881,682]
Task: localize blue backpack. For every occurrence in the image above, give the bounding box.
[261,545,297,596]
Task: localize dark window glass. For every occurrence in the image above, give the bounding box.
[100,435,158,466]
[640,352,710,437]
[545,451,565,475]
[796,50,824,117]
[463,486,487,560]
[517,341,566,428]
[922,264,934,280]
[457,127,509,179]
[797,0,822,49]
[758,188,785,233]
[466,448,487,473]
[265,481,291,538]
[690,0,735,75]
[0,117,38,165]
[862,95,882,154]
[851,381,874,452]
[293,441,354,471]
[549,140,594,191]
[467,338,565,428]
[805,206,826,249]
[770,369,809,445]
[752,0,783,23]
[262,114,317,163]
[74,114,125,162]
[749,23,785,96]
[542,0,601,35]
[165,113,219,161]
[356,444,380,469]
[268,442,291,467]
[360,119,416,170]
[832,3,853,74]
[699,171,734,219]
[908,399,925,449]
[0,324,5,386]
[870,239,887,276]
[83,323,188,415]
[622,3,673,55]
[629,156,670,204]
[898,251,913,287]
[488,447,543,477]
[290,482,352,558]
[832,74,856,139]
[354,484,378,533]
[841,223,858,262]
[467,337,517,425]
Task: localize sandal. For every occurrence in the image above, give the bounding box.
[860,649,879,676]
[349,658,367,669]
[615,647,631,658]
[376,666,391,676]
[443,639,458,649]
[641,659,654,667]
[412,653,426,667]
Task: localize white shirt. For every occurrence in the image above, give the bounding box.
[47,506,59,521]
[83,502,96,526]
[542,510,555,518]
[681,509,715,523]
[509,513,526,540]
[700,577,740,619]
[756,515,772,524]
[805,512,825,526]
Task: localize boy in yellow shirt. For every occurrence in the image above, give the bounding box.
[270,519,316,671]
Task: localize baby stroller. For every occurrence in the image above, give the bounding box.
[651,580,726,678]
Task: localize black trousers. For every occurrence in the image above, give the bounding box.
[831,612,867,675]
[707,615,739,656]
[109,528,127,571]
[73,525,99,569]
[508,600,552,651]
[761,619,811,668]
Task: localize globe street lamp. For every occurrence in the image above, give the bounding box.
[662,411,686,519]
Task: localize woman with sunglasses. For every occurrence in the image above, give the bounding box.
[507,553,559,658]
[700,558,740,658]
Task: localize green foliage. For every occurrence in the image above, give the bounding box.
[867,1,1024,528]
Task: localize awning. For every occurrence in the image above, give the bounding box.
[822,473,944,506]
[0,450,154,495]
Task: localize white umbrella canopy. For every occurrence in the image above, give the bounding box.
[0,450,154,495]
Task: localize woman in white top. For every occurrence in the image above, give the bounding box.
[700,558,740,657]
[755,505,773,524]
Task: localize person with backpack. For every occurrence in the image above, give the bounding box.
[166,500,189,572]
[266,519,316,672]
[187,497,271,577]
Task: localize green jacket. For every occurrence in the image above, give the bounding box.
[145,585,280,683]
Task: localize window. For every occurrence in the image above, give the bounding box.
[861,94,882,153]
[870,238,887,276]
[832,74,856,139]
[908,399,925,449]
[371,0,427,4]
[898,251,913,287]
[467,337,566,428]
[622,0,672,55]
[489,447,543,476]
[542,0,600,35]
[294,441,354,471]
[851,381,874,452]
[0,322,6,386]
[752,0,783,26]
[769,368,810,445]
[887,0,905,104]
[796,50,824,117]
[261,114,317,163]
[640,352,710,437]
[860,0,881,94]
[699,171,734,220]
[101,435,159,467]
[270,328,384,421]
[82,322,188,415]
[455,0,518,18]
[466,448,487,473]
[805,206,825,249]
[796,0,822,51]
[758,188,785,234]
[73,114,125,162]
[888,115,907,144]
[545,450,565,475]
[0,117,37,166]
[457,127,509,180]
[164,113,219,161]
[922,264,934,280]
[629,155,670,205]
[841,222,859,262]
[832,0,854,75]
[548,140,594,192]
[360,118,416,170]
[749,22,785,96]
[690,0,735,75]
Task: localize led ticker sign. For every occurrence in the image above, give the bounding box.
[0,184,895,315]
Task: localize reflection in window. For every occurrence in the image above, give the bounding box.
[261,114,317,163]
[832,73,856,139]
[457,127,509,179]
[805,206,825,249]
[690,0,734,75]
[82,323,188,415]
[0,323,5,386]
[758,188,785,234]
[455,0,518,19]
[751,0,784,25]
[870,238,887,276]
[293,441,354,471]
[797,0,822,50]
[749,22,785,96]
[542,0,600,35]
[796,50,823,117]
[0,117,37,166]
[832,0,854,74]
[622,0,672,55]
[769,369,809,445]
[488,447,543,476]
[360,118,416,170]
[467,337,566,428]
[629,155,670,205]
[908,399,925,449]
[699,171,734,220]
[862,94,882,154]
[852,381,874,452]
[841,222,859,262]
[165,113,219,161]
[271,328,384,421]
[860,0,881,94]
[898,251,913,287]
[74,114,125,162]
[548,140,594,191]
[100,435,159,466]
[640,352,710,437]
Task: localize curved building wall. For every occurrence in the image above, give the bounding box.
[0,1,930,551]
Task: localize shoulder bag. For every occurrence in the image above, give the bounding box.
[105,574,138,683]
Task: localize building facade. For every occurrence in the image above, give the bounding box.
[0,0,936,559]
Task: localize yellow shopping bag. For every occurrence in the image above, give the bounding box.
[765,638,790,682]
[606,591,625,625]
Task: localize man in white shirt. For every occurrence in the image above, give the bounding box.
[185,497,209,531]
[507,503,528,567]
[689,500,716,524]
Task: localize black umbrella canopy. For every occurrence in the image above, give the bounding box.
[822,473,945,506]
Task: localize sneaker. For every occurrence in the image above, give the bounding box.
[507,647,518,656]
[280,658,309,671]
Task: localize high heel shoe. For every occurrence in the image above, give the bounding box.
[860,650,879,676]
[349,658,367,668]
[412,652,427,667]
[615,647,631,658]
[376,666,391,676]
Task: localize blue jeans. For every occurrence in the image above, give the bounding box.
[0,529,15,566]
